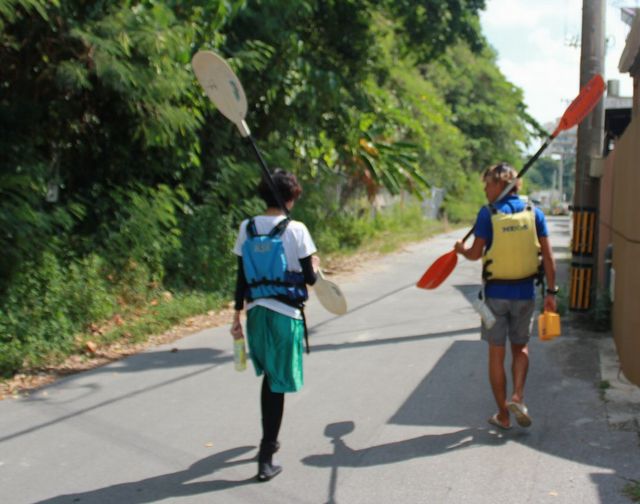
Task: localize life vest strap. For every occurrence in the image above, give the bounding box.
[247,278,303,288]
[484,275,538,285]
[246,217,291,239]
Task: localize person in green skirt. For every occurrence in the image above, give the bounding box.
[231,169,319,482]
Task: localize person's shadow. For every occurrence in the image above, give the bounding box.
[303,421,508,504]
[35,446,256,503]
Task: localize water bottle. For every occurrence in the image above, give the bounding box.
[473,290,496,329]
[233,338,247,372]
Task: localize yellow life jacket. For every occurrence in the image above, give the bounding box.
[482,206,540,281]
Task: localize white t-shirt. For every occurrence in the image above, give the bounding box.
[233,215,317,319]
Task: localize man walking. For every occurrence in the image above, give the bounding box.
[454,163,557,430]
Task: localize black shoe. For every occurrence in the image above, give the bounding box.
[257,461,282,482]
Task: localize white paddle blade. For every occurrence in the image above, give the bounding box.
[314,270,347,315]
[191,51,248,133]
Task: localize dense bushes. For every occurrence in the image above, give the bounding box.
[0,252,115,376]
[1,1,536,378]
[441,172,486,223]
[0,195,456,378]
[165,203,238,293]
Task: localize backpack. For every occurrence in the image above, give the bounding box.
[241,218,308,306]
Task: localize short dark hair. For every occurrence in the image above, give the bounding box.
[483,162,521,193]
[257,169,303,208]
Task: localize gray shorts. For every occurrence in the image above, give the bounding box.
[480,298,535,346]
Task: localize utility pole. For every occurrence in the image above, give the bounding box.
[570,0,606,312]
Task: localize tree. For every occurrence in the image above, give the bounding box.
[0,1,243,286]
[382,0,486,62]
[425,42,533,172]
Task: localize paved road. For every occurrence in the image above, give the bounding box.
[1,216,639,504]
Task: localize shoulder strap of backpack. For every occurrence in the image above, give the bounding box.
[269,218,291,238]
[246,218,258,238]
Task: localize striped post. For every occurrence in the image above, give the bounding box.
[569,207,597,311]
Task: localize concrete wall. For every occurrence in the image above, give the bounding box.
[611,116,640,386]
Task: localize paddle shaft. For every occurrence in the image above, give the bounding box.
[496,133,556,203]
[460,132,557,244]
[420,74,604,289]
[245,133,290,217]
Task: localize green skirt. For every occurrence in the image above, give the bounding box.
[246,306,304,393]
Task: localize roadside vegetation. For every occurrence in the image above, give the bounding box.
[624,479,640,502]
[1,1,541,381]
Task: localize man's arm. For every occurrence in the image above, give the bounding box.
[455,208,489,261]
[539,236,557,312]
[300,255,319,285]
[455,236,486,261]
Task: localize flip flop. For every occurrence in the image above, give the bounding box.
[488,413,511,431]
[507,401,532,427]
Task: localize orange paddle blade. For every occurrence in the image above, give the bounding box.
[416,250,458,290]
[552,74,605,136]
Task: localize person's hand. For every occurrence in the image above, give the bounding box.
[454,240,466,255]
[230,311,244,340]
[544,294,557,313]
[312,255,320,273]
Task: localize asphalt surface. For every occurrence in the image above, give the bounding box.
[1,216,639,504]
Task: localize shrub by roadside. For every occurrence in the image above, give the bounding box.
[0,201,460,397]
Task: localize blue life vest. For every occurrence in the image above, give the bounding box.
[242,218,308,306]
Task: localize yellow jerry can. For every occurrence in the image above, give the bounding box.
[538,311,561,341]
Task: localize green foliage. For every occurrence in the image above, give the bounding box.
[426,42,531,171]
[164,204,237,293]
[318,212,376,253]
[0,252,117,376]
[0,340,22,380]
[0,0,52,29]
[92,291,225,345]
[99,184,185,287]
[0,0,540,377]
[306,198,441,255]
[384,61,468,190]
[382,0,486,62]
[64,254,116,325]
[369,202,443,254]
[441,172,486,223]
[526,155,575,201]
[624,479,640,502]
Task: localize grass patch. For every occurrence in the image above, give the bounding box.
[623,480,640,502]
[322,201,467,261]
[1,291,226,386]
[598,380,610,390]
[80,291,226,348]
[357,213,446,255]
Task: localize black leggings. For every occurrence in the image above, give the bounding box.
[261,375,284,444]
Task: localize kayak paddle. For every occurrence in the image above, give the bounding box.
[192,50,348,314]
[416,74,606,290]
